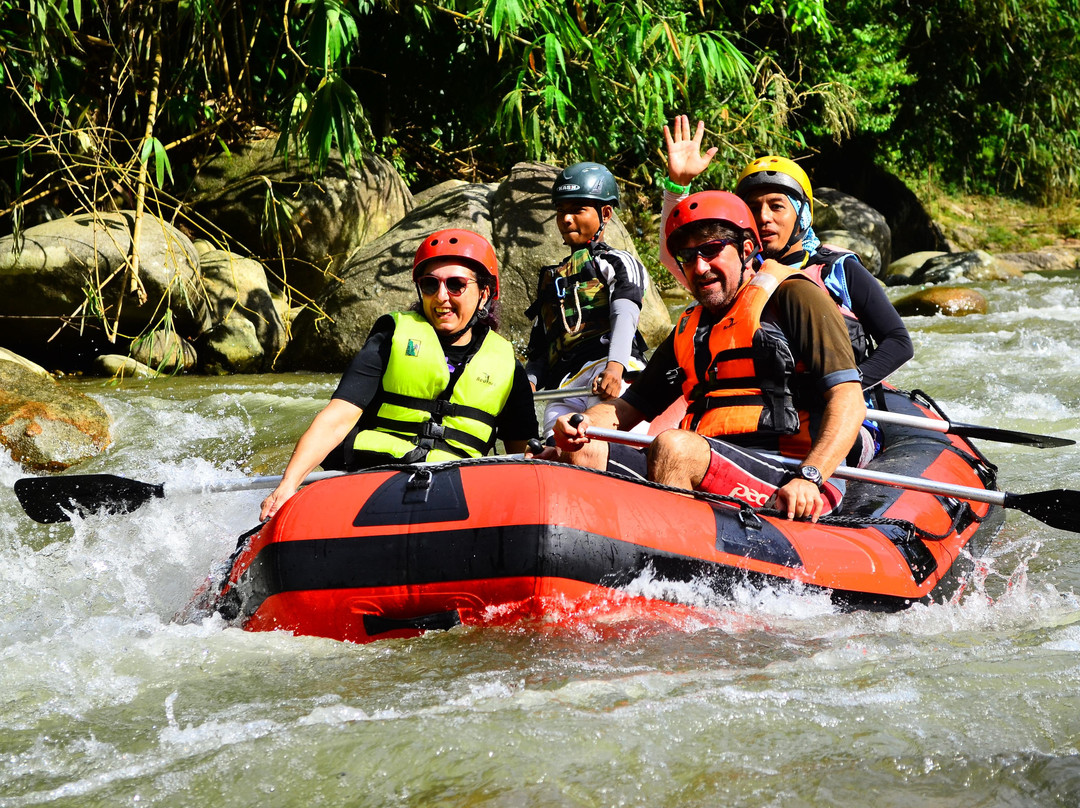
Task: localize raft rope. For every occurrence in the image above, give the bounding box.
[357,454,966,543]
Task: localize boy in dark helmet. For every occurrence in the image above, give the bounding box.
[525,162,650,436]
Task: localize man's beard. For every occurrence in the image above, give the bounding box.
[693,269,743,313]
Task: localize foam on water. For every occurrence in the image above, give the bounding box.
[3,283,1080,805]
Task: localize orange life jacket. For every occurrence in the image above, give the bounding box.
[671,273,817,457]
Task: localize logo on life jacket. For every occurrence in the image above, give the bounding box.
[406,339,422,357]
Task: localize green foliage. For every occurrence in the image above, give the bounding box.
[1,0,1079,230]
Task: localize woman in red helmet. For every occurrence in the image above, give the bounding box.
[260,229,538,521]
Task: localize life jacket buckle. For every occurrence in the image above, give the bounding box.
[432,400,457,418]
[421,422,446,439]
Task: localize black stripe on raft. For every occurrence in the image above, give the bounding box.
[233,512,804,620]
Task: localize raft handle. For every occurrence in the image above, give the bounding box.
[404,467,434,504]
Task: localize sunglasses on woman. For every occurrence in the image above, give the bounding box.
[673,239,738,267]
[417,276,477,297]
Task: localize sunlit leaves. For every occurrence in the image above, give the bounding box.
[138,136,174,188]
[458,0,757,164]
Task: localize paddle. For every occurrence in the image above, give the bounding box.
[539,388,1074,448]
[867,409,1073,449]
[15,449,534,524]
[14,470,346,524]
[566,417,1080,533]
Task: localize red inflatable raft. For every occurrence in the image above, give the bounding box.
[206,388,1004,643]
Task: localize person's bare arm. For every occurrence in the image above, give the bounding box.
[260,398,363,521]
[772,381,865,521]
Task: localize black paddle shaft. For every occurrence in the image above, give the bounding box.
[14,474,165,524]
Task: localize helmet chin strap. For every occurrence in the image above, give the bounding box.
[587,205,609,248]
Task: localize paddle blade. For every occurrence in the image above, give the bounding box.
[951,422,1075,449]
[1005,489,1080,533]
[14,474,165,524]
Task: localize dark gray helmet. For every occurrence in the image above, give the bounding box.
[551,162,619,207]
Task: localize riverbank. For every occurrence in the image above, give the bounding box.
[924,189,1080,253]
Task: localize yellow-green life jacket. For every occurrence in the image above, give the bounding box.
[353,311,516,463]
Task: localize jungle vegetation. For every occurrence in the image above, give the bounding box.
[2,0,1079,236]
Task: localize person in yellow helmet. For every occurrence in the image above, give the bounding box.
[659,116,913,464]
[259,229,539,521]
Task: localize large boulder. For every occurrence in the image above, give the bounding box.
[893,286,989,317]
[814,188,891,274]
[906,250,1025,285]
[996,246,1080,274]
[883,251,948,286]
[187,139,414,298]
[0,359,112,471]
[282,164,673,372]
[0,212,211,370]
[816,230,882,277]
[282,182,497,371]
[196,248,287,372]
[805,143,948,257]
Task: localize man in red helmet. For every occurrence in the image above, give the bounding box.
[552,192,865,521]
[260,229,538,521]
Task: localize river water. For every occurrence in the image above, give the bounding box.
[3,273,1080,807]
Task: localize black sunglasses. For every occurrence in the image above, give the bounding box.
[417,276,477,297]
[673,239,738,267]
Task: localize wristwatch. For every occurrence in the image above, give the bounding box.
[797,464,825,489]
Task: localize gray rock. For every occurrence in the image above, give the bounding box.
[883,251,948,286]
[129,328,197,373]
[197,249,287,371]
[283,181,498,371]
[996,246,1080,273]
[0,212,211,369]
[93,354,158,378]
[909,250,1024,284]
[893,286,989,317]
[816,230,882,277]
[414,180,470,207]
[0,359,112,470]
[814,188,892,272]
[188,139,414,298]
[199,317,264,375]
[283,164,673,371]
[0,348,50,377]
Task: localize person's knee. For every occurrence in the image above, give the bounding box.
[561,440,608,470]
[648,429,703,462]
[646,429,709,485]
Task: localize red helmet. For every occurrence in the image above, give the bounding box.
[413,229,500,299]
[664,191,760,251]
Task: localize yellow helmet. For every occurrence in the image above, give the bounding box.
[735,156,813,217]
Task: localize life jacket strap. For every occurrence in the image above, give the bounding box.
[378,390,499,429]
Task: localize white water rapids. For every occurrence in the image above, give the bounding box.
[2,272,1080,806]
